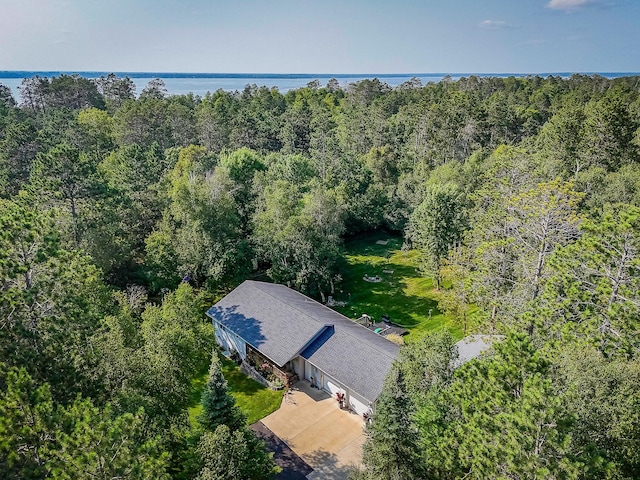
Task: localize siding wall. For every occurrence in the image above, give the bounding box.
[214,320,247,359]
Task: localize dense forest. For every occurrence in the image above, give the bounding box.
[1,73,639,479]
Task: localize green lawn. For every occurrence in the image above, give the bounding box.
[331,232,463,340]
[188,353,284,427]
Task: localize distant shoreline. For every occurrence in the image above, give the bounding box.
[3,71,638,98]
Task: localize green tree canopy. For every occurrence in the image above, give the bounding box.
[0,366,169,480]
[536,204,640,358]
[196,425,277,480]
[406,182,467,289]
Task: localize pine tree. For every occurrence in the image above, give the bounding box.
[0,366,168,480]
[423,334,584,479]
[198,354,246,432]
[359,365,424,480]
[196,356,278,479]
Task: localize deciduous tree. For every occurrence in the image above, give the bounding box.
[405,183,467,289]
[196,425,277,480]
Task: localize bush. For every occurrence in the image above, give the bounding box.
[385,333,405,345]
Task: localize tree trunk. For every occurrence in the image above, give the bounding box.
[491,305,497,333]
[69,192,79,246]
[532,238,547,301]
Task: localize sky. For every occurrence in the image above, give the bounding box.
[0,0,639,74]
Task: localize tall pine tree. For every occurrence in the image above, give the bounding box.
[198,354,245,432]
[358,366,424,480]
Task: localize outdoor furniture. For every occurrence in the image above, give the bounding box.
[363,275,382,283]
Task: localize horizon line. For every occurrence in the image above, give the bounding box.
[1,70,639,79]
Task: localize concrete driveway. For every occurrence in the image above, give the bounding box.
[260,381,366,480]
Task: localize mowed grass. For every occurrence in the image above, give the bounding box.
[331,232,463,341]
[188,353,284,427]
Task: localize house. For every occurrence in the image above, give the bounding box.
[206,280,399,416]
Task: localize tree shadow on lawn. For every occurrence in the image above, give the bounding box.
[189,362,210,407]
[189,353,264,405]
[336,284,451,336]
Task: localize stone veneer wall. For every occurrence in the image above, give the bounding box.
[240,361,283,390]
[245,346,290,386]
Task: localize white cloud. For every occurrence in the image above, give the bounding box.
[546,0,601,11]
[478,19,514,29]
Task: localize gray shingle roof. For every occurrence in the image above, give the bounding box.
[454,334,504,367]
[300,327,397,403]
[206,280,399,402]
[206,281,329,366]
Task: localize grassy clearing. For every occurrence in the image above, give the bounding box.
[331,232,463,341]
[188,353,284,427]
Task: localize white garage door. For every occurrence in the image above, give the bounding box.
[348,392,370,416]
[324,377,343,397]
[305,362,321,388]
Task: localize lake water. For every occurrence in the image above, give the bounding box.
[0,73,450,98]
[1,72,636,100]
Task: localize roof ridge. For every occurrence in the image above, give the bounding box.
[248,280,398,360]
